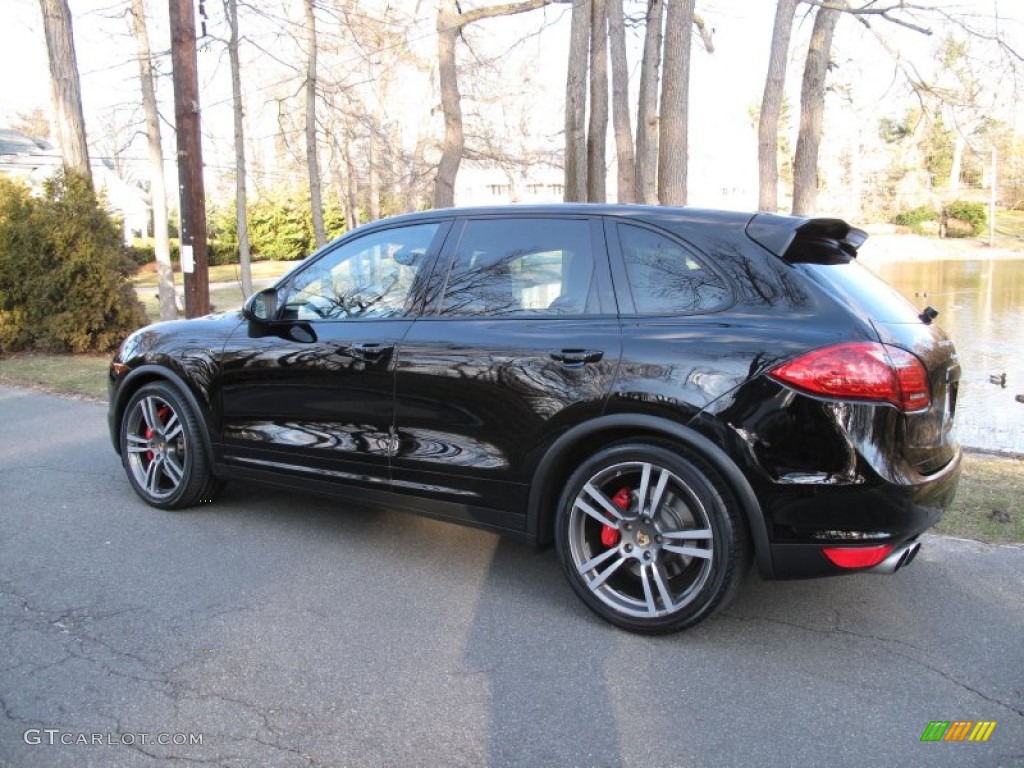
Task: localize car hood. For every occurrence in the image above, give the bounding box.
[117,311,246,363]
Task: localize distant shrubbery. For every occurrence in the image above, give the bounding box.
[892,200,988,238]
[942,200,987,237]
[128,190,348,268]
[0,170,145,353]
[892,205,939,233]
[209,192,347,261]
[128,238,240,267]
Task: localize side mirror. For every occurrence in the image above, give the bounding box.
[244,287,278,323]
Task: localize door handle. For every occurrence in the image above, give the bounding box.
[550,349,603,367]
[346,342,395,362]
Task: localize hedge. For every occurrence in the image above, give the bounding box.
[0,171,145,352]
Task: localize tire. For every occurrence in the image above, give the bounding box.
[119,381,223,509]
[554,440,748,633]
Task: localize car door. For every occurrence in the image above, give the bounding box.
[213,219,451,491]
[392,215,621,531]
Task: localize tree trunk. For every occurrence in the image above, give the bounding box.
[563,0,590,202]
[434,0,462,208]
[38,0,90,183]
[949,133,965,195]
[345,129,360,230]
[658,0,695,206]
[635,0,663,204]
[758,0,797,212]
[370,132,382,221]
[434,0,552,209]
[586,0,608,202]
[607,0,635,204]
[304,0,326,247]
[129,0,175,320]
[792,3,840,216]
[224,0,253,297]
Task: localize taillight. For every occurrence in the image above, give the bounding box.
[822,544,894,569]
[768,342,931,412]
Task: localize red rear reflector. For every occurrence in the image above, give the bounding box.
[768,342,931,412]
[822,544,894,569]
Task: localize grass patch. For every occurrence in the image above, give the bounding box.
[132,260,297,320]
[0,353,109,400]
[131,260,296,289]
[136,283,252,320]
[995,210,1024,239]
[936,452,1024,544]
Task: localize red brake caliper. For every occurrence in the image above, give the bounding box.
[144,405,171,462]
[601,488,631,548]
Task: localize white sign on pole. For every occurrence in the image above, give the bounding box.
[181,244,195,274]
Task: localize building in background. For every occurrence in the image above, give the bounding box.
[0,128,149,244]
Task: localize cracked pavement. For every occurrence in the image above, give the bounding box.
[1,384,1022,767]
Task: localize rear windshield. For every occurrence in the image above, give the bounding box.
[801,259,922,324]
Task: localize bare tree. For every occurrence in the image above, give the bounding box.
[304,0,326,246]
[129,0,175,320]
[607,0,635,203]
[11,108,52,141]
[793,3,842,215]
[434,0,553,209]
[586,0,609,202]
[368,133,381,221]
[38,0,90,182]
[563,0,590,202]
[657,0,696,206]
[758,0,798,212]
[225,0,253,297]
[635,0,664,204]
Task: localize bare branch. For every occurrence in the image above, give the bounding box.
[693,13,714,54]
[802,0,933,35]
[457,0,554,27]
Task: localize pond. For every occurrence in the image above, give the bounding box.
[866,258,1024,454]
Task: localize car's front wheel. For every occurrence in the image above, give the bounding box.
[120,382,221,509]
[555,440,748,633]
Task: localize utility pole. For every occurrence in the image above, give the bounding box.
[169,0,210,318]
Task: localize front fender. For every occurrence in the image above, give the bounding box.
[108,364,217,464]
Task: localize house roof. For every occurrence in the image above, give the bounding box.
[0,129,53,156]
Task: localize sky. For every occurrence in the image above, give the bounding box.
[1,0,1021,212]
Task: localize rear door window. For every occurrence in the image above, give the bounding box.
[616,224,730,314]
[437,218,596,316]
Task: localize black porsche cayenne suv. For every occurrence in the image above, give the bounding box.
[109,204,961,633]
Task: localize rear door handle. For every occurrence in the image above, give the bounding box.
[550,349,603,367]
[346,342,395,362]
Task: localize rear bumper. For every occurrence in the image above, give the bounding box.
[764,447,960,579]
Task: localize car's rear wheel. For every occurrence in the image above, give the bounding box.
[120,382,221,509]
[555,440,747,633]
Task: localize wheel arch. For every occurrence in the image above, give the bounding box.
[111,365,217,464]
[527,414,774,579]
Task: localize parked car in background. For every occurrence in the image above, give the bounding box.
[109,204,961,633]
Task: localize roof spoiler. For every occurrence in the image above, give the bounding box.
[745,213,868,261]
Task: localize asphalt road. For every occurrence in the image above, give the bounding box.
[1,384,1022,768]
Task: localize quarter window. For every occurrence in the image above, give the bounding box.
[438,218,595,316]
[282,223,440,320]
[617,224,729,314]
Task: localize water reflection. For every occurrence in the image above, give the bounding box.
[866,258,1024,453]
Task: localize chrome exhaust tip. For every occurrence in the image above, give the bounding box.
[868,540,921,574]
